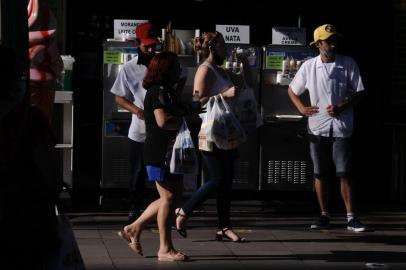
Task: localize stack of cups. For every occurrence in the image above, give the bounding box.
[61,55,75,91]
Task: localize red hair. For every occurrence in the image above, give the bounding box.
[143,51,178,89]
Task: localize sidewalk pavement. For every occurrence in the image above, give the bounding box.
[70,205,406,270]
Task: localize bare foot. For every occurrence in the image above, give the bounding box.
[157,249,188,261]
[118,225,143,256]
[216,228,245,242]
[175,208,188,238]
[124,224,142,242]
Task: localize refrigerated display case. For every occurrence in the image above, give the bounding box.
[260,44,315,191]
[225,44,262,190]
[101,40,138,189]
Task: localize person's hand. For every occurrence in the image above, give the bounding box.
[221,86,236,98]
[300,106,319,116]
[135,108,144,120]
[326,104,343,117]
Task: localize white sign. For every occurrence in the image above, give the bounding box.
[113,19,148,40]
[216,25,250,44]
[272,27,306,45]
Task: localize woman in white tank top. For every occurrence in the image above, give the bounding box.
[174,32,247,243]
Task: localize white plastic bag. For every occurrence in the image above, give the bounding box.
[206,95,246,150]
[170,119,199,174]
[198,97,215,151]
[234,86,263,134]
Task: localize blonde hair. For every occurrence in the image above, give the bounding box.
[192,31,223,60]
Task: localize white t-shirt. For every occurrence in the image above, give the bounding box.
[110,57,147,142]
[289,54,365,138]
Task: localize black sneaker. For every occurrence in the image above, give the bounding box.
[310,215,330,230]
[347,218,366,232]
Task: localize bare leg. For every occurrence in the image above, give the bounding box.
[175,207,188,231]
[340,176,354,214]
[314,177,329,213]
[125,198,160,242]
[156,180,182,255]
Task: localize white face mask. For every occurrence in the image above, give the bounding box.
[321,48,336,61]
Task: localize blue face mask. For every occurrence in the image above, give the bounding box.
[321,48,336,61]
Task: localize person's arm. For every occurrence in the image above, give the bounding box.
[149,86,183,130]
[327,58,366,117]
[326,90,366,117]
[288,87,319,116]
[154,108,182,130]
[110,62,145,119]
[194,64,236,104]
[115,95,144,120]
[193,65,214,104]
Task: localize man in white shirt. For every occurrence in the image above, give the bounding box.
[288,24,367,232]
[110,23,158,224]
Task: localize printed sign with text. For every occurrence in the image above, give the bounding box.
[113,19,148,40]
[272,27,306,45]
[216,25,250,44]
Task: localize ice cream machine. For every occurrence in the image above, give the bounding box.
[101,40,138,190]
[259,45,315,191]
[225,44,262,190]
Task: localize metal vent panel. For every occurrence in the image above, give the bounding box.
[111,158,130,184]
[266,160,307,185]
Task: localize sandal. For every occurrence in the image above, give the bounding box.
[175,208,188,238]
[117,230,143,256]
[215,227,245,242]
[157,251,188,261]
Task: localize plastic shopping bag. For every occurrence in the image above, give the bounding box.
[207,95,246,150]
[234,86,263,134]
[170,119,199,174]
[198,97,215,151]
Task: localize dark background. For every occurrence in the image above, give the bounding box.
[62,0,397,210]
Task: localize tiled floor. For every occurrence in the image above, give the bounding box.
[71,209,406,270]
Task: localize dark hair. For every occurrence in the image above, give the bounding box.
[143,51,178,89]
[192,31,223,60]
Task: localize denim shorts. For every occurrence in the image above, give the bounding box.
[309,134,352,178]
[145,165,182,182]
